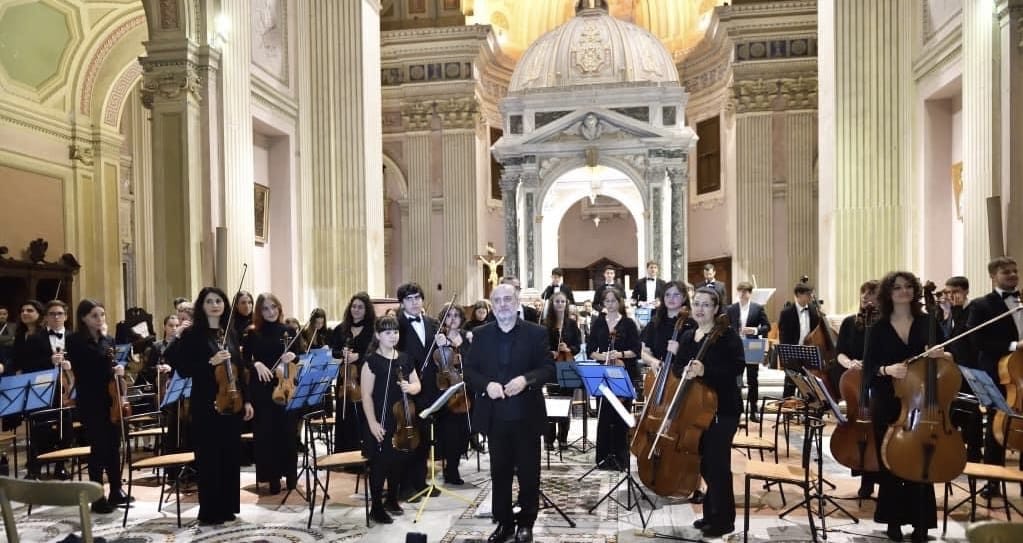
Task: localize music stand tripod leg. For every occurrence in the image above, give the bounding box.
[411,418,472,524]
[537,487,576,528]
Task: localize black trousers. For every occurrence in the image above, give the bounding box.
[488,420,541,526]
[193,412,242,522]
[334,397,364,453]
[368,439,408,505]
[871,401,936,529]
[745,365,760,412]
[402,419,430,496]
[596,397,631,469]
[438,411,470,478]
[951,398,984,463]
[84,417,121,494]
[700,414,739,527]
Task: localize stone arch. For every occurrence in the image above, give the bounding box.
[535,154,649,211]
[73,11,147,121]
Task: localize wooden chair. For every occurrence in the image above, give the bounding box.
[121,418,194,528]
[0,476,104,543]
[942,462,1023,535]
[742,460,817,543]
[732,405,778,462]
[965,520,1023,543]
[303,410,368,528]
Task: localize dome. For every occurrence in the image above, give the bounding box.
[507,2,680,94]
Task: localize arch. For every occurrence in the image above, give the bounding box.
[382,152,409,201]
[536,154,649,211]
[73,13,147,122]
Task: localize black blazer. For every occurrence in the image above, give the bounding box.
[777,303,821,345]
[726,302,771,338]
[462,320,555,435]
[631,277,667,303]
[967,291,1021,379]
[396,313,439,372]
[520,305,541,324]
[541,284,576,305]
[593,282,623,306]
[695,280,729,305]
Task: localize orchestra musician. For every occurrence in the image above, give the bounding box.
[297,308,329,353]
[834,279,880,498]
[631,260,667,307]
[941,276,983,464]
[231,291,255,337]
[863,272,941,542]
[361,315,421,524]
[431,303,471,485]
[144,314,189,480]
[541,268,576,305]
[7,301,48,475]
[640,280,694,382]
[242,292,299,494]
[395,282,438,500]
[725,281,771,422]
[777,282,822,397]
[165,287,254,525]
[676,287,745,538]
[591,266,621,309]
[330,292,376,453]
[67,299,129,514]
[695,263,729,306]
[141,314,178,389]
[543,291,581,451]
[586,287,640,470]
[33,300,74,480]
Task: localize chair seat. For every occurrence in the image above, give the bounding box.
[309,416,335,426]
[317,451,367,469]
[132,452,195,470]
[128,427,166,438]
[0,433,16,445]
[962,462,1023,483]
[241,432,254,441]
[732,435,775,450]
[744,460,812,484]
[37,446,91,462]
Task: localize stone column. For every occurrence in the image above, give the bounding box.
[647,173,664,268]
[819,0,913,312]
[785,110,818,289]
[128,86,156,312]
[439,97,481,301]
[500,168,521,281]
[734,112,774,289]
[998,0,1023,259]
[404,129,433,289]
[523,187,537,288]
[667,166,688,282]
[298,0,385,313]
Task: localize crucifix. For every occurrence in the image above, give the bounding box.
[476,243,505,293]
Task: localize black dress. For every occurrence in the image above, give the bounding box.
[242,321,299,489]
[862,317,938,530]
[545,317,581,446]
[362,352,415,504]
[166,326,247,523]
[431,330,472,481]
[67,332,122,497]
[331,321,373,452]
[586,314,641,469]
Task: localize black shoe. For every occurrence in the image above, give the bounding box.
[285,477,297,491]
[886,525,903,542]
[515,525,533,543]
[222,513,237,522]
[910,528,930,542]
[700,524,734,538]
[689,489,705,504]
[692,518,708,529]
[857,483,874,499]
[268,480,282,494]
[25,470,40,480]
[445,471,465,485]
[369,505,393,524]
[384,500,404,515]
[198,516,224,526]
[980,483,1002,499]
[748,413,761,423]
[90,498,115,514]
[487,523,516,543]
[108,489,135,506]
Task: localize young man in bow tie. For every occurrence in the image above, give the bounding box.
[696,263,729,305]
[967,256,1022,496]
[777,283,820,397]
[25,300,73,479]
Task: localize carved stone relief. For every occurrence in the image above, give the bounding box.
[140,64,202,108]
[401,101,433,131]
[251,0,288,83]
[436,97,479,130]
[160,0,179,29]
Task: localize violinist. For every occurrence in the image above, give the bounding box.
[725,281,771,421]
[632,261,667,307]
[777,282,821,397]
[361,315,421,524]
[298,308,330,353]
[834,279,880,498]
[165,287,254,525]
[32,300,74,480]
[544,291,581,451]
[242,292,299,494]
[144,314,189,479]
[940,276,983,464]
[142,314,178,391]
[431,304,471,485]
[863,272,941,542]
[231,290,255,337]
[66,299,128,514]
[0,306,13,363]
[586,287,640,471]
[395,282,438,500]
[541,268,576,305]
[675,287,745,538]
[967,256,1022,497]
[330,292,376,453]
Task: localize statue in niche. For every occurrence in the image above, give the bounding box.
[580,113,603,141]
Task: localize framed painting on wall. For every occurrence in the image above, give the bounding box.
[255,183,270,245]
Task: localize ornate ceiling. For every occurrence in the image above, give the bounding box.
[463,0,724,61]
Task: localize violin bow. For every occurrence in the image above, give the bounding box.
[220,264,249,350]
[421,292,459,373]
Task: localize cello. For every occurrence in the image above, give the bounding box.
[993,350,1023,449]
[881,281,966,483]
[635,314,727,497]
[829,302,880,472]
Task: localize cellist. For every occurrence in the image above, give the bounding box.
[863,272,942,542]
[674,287,744,538]
[544,291,581,451]
[835,279,879,498]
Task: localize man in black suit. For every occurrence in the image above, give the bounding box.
[776,283,820,397]
[967,257,1023,496]
[631,260,667,307]
[696,263,729,306]
[592,266,621,307]
[726,281,772,421]
[500,276,540,323]
[395,282,440,500]
[942,276,983,462]
[464,283,555,543]
[541,268,575,305]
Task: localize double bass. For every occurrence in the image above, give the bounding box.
[800,276,842,400]
[881,282,966,483]
[829,303,880,472]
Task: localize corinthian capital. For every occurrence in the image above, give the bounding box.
[139,61,202,108]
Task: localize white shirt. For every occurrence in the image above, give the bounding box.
[739,302,751,331]
[995,288,1023,351]
[47,327,66,353]
[645,279,657,299]
[404,312,426,346]
[797,305,811,345]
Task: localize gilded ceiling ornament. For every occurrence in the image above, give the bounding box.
[571,22,609,74]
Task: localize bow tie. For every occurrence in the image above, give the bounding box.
[48,330,63,339]
[1002,290,1021,300]
[407,316,421,323]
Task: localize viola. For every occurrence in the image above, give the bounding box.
[391,368,421,452]
[107,346,132,424]
[341,341,362,404]
[881,281,966,483]
[994,350,1023,450]
[272,330,299,406]
[829,302,880,472]
[213,329,244,415]
[434,328,469,414]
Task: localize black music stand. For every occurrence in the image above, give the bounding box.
[563,361,595,453]
[22,369,66,479]
[157,372,194,485]
[286,361,339,504]
[775,344,824,379]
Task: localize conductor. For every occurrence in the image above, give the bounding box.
[464,283,556,543]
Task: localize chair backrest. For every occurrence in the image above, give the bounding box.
[0,476,103,543]
[966,521,1023,543]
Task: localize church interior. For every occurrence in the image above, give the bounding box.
[0,0,1022,541]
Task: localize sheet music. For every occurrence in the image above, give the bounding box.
[545,397,572,418]
[420,382,465,419]
[598,384,635,428]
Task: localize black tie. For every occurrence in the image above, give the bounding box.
[48,330,63,339]
[1002,290,1020,300]
[408,316,421,323]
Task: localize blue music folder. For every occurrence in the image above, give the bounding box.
[25,369,59,411]
[298,347,334,378]
[743,338,767,364]
[286,362,339,411]
[114,344,132,366]
[0,372,35,416]
[160,372,193,409]
[574,362,635,399]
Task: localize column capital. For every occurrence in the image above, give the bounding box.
[667,166,688,186]
[499,168,521,193]
[401,101,434,131]
[139,59,203,109]
[437,97,480,130]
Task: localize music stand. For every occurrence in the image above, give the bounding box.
[775,344,823,374]
[557,361,594,453]
[285,361,339,504]
[0,370,45,478]
[405,383,474,522]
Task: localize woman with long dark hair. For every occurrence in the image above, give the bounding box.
[331,292,377,453]
[543,291,581,451]
[166,287,254,525]
[298,308,330,353]
[641,280,695,378]
[430,303,471,484]
[231,290,255,337]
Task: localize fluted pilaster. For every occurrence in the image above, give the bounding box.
[786,112,818,288]
[300,0,384,313]
[406,132,433,288]
[820,0,913,313]
[501,170,521,281]
[129,87,155,312]
[1000,1,1023,259]
[441,122,481,302]
[735,114,774,289]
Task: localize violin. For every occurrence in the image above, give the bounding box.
[341,340,362,405]
[213,329,244,415]
[554,325,574,362]
[107,346,132,424]
[433,327,469,414]
[829,302,880,472]
[56,347,75,408]
[391,368,420,452]
[636,313,726,497]
[881,281,966,483]
[272,330,298,406]
[993,349,1023,449]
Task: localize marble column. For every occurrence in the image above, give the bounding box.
[500,168,521,281]
[667,166,688,282]
[523,188,536,288]
[299,0,385,313]
[440,100,481,300]
[819,0,913,312]
[735,113,774,290]
[128,86,156,312]
[785,111,818,289]
[998,0,1023,259]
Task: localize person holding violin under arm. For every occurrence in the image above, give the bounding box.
[431,304,471,485]
[544,291,581,451]
[67,299,128,514]
[242,292,299,495]
[166,287,254,526]
[675,287,745,538]
[361,315,421,524]
[863,272,941,542]
[586,287,640,471]
[331,292,376,453]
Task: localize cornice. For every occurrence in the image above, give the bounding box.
[381,24,492,46]
[251,76,298,120]
[732,60,817,80]
[912,17,962,82]
[731,74,818,113]
[0,104,73,142]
